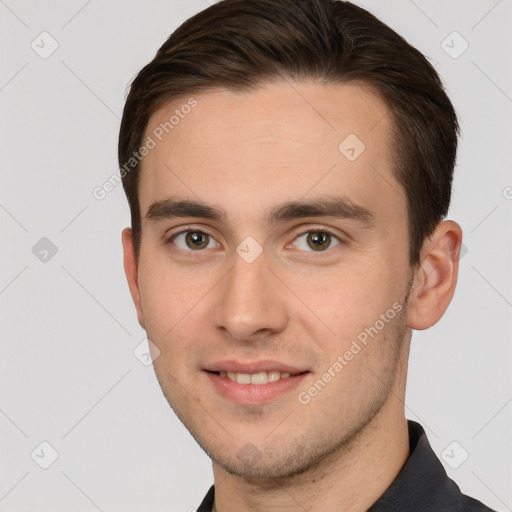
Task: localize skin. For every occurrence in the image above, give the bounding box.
[122,80,463,512]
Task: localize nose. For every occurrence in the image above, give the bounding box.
[212,249,289,342]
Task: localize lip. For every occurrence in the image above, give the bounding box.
[204,361,310,405]
[205,371,309,405]
[205,359,308,374]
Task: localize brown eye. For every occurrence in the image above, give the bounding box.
[172,231,216,251]
[293,230,341,252]
[307,232,331,251]
[186,232,209,249]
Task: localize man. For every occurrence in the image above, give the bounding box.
[118,0,496,510]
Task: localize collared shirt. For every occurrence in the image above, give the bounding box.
[197,420,496,511]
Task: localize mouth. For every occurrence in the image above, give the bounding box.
[209,370,306,385]
[203,361,310,404]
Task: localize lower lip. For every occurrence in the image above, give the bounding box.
[205,371,309,405]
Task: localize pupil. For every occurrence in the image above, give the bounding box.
[308,232,329,251]
[187,232,208,249]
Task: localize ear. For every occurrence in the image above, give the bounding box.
[407,220,463,330]
[122,227,145,330]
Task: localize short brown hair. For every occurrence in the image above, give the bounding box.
[118,0,459,265]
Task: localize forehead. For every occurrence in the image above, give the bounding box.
[139,80,404,226]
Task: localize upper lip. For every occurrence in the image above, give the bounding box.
[205,360,309,374]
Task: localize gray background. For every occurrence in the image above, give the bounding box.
[1,0,511,510]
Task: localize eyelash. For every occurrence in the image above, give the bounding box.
[165,227,343,256]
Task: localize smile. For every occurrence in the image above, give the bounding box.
[205,369,310,404]
[218,370,298,384]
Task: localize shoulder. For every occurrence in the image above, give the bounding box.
[370,421,497,512]
[457,494,497,512]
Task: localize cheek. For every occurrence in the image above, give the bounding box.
[137,256,218,357]
[139,248,196,315]
[292,261,399,335]
[306,310,406,416]
[138,261,187,341]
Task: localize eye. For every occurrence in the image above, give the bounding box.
[170,230,219,251]
[291,230,342,252]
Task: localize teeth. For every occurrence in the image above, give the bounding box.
[237,373,251,384]
[268,371,280,382]
[250,372,267,384]
[219,370,296,384]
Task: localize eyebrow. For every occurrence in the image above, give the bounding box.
[145,195,375,228]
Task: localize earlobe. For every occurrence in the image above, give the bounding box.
[121,227,146,330]
[407,220,463,330]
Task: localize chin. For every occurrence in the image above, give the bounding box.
[202,431,349,482]
[214,449,315,481]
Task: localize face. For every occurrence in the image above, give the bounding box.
[125,80,416,479]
